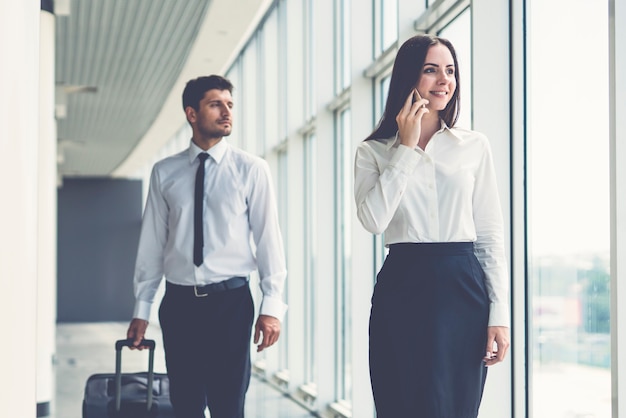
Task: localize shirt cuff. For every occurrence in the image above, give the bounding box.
[488,301,510,327]
[259,295,288,322]
[133,300,153,321]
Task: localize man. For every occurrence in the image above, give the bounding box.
[126,75,287,418]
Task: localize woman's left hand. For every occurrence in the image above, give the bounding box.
[483,326,510,366]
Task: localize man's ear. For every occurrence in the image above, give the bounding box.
[184,106,196,124]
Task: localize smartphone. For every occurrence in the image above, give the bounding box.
[412,89,423,104]
[413,89,427,109]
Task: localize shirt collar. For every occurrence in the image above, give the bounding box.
[384,119,461,150]
[188,138,228,164]
[441,121,466,142]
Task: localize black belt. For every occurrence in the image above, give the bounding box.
[166,277,248,297]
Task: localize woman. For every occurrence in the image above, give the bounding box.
[354,34,510,417]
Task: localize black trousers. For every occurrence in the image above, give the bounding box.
[159,282,254,418]
[369,243,489,418]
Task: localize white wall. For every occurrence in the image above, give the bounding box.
[0,2,41,416]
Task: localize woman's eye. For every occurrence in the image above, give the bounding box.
[446,68,455,75]
[423,67,435,73]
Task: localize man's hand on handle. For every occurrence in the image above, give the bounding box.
[126,318,150,350]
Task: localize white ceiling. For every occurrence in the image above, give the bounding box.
[55,0,271,178]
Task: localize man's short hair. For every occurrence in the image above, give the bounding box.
[182,75,234,111]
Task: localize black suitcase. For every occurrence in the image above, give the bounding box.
[82,339,174,417]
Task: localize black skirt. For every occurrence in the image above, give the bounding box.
[369,242,490,418]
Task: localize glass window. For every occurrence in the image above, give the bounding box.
[416,0,427,16]
[303,133,317,383]
[334,108,352,401]
[381,0,398,52]
[277,0,288,140]
[375,0,398,54]
[304,0,315,119]
[225,62,243,148]
[261,10,279,150]
[438,7,472,129]
[372,75,391,273]
[379,75,390,113]
[334,0,351,93]
[528,1,610,417]
[242,41,258,151]
[277,148,289,371]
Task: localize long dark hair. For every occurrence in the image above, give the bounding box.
[365,35,461,141]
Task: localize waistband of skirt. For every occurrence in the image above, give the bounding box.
[388,242,474,256]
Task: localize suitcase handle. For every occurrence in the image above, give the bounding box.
[114,339,156,412]
[115,338,156,351]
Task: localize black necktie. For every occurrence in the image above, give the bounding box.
[194,153,209,267]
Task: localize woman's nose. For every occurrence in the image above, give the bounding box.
[438,72,450,84]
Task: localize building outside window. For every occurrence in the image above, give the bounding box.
[527,1,611,416]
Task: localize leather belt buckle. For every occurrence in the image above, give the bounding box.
[194,285,209,297]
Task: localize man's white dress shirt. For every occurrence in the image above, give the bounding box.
[133,139,287,321]
[354,123,509,327]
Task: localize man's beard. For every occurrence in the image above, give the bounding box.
[200,124,231,138]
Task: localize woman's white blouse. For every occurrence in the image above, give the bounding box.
[354,125,510,327]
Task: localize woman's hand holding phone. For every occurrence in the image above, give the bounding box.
[396,89,429,149]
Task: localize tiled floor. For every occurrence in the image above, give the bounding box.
[53,322,312,417]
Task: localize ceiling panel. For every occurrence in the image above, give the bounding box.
[55,0,212,176]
